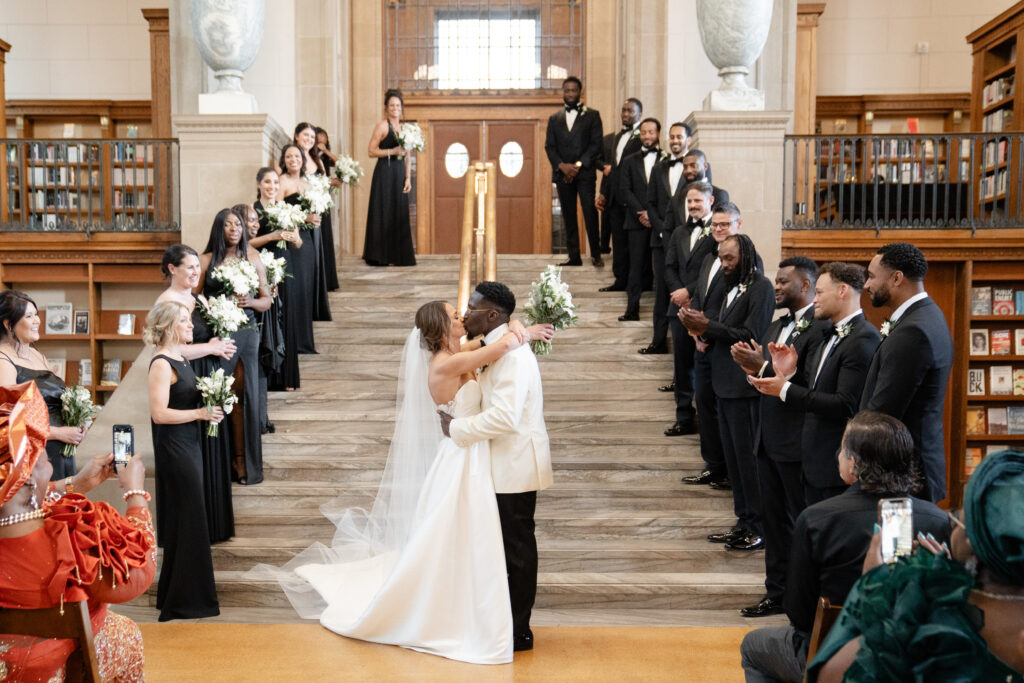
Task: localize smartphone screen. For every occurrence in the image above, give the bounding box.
[878,497,914,562]
[112,425,134,472]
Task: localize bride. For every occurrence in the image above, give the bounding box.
[252,301,553,664]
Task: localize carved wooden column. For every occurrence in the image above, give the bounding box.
[142,9,171,138]
[794,4,825,135]
[0,38,11,138]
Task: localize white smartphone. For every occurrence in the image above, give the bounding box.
[878,497,914,562]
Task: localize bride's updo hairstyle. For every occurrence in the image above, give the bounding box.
[415,301,450,353]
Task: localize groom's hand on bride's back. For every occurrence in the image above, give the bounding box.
[438,410,453,437]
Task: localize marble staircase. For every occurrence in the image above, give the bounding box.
[127,255,781,627]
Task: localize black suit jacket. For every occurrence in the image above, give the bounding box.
[755,307,830,463]
[702,272,775,400]
[618,149,659,231]
[664,218,717,318]
[785,315,881,488]
[545,107,604,182]
[859,297,953,501]
[598,129,642,205]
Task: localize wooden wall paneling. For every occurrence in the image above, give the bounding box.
[794,4,825,136]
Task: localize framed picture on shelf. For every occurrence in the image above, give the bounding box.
[74,310,89,335]
[967,368,986,396]
[101,359,122,387]
[45,358,66,381]
[966,406,987,434]
[971,287,992,315]
[1015,368,1024,396]
[991,365,1013,395]
[1007,406,1024,435]
[970,329,989,356]
[992,329,1012,355]
[993,288,1016,316]
[1016,329,1024,356]
[78,359,92,387]
[965,446,983,475]
[988,407,1008,435]
[117,314,136,336]
[44,303,73,335]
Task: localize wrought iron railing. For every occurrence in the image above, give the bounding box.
[1,139,179,234]
[783,133,1024,234]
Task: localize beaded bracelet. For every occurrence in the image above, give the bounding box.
[122,489,151,502]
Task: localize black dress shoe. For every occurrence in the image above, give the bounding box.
[558,259,583,267]
[708,478,732,491]
[513,631,534,652]
[598,284,626,292]
[592,256,605,267]
[664,420,697,436]
[638,344,668,355]
[601,247,611,254]
[707,526,745,544]
[658,382,675,392]
[739,597,784,617]
[618,313,639,322]
[726,532,765,551]
[681,470,715,485]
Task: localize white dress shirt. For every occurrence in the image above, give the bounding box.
[691,215,711,251]
[616,124,638,163]
[669,157,685,195]
[705,257,721,296]
[781,308,862,401]
[888,291,929,323]
[643,151,657,181]
[565,108,578,132]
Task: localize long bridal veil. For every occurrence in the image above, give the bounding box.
[248,328,443,619]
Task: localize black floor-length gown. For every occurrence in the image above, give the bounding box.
[150,353,219,621]
[363,123,416,266]
[189,298,235,541]
[201,276,263,486]
[310,192,333,322]
[0,353,73,480]
[319,156,340,292]
[254,200,302,389]
[283,192,318,355]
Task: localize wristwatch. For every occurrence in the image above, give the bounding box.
[574,161,582,168]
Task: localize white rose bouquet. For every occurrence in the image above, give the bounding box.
[259,200,307,249]
[396,122,425,152]
[259,249,289,288]
[201,295,250,339]
[300,173,334,217]
[210,257,259,297]
[523,265,579,356]
[332,153,364,186]
[195,368,237,437]
[59,384,100,459]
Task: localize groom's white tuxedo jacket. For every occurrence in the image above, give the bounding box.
[450,323,554,494]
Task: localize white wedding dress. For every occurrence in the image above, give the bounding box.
[251,356,513,664]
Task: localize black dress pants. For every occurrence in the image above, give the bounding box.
[556,178,600,263]
[694,349,726,478]
[669,313,696,423]
[650,244,670,347]
[607,203,629,287]
[496,491,538,636]
[717,395,762,535]
[624,229,651,316]
[600,203,612,251]
[757,445,805,602]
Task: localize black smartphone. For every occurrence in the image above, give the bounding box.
[878,497,914,562]
[112,424,134,473]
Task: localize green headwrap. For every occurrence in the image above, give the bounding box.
[964,449,1024,584]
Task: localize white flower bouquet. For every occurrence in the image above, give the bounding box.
[195,368,237,437]
[259,249,290,288]
[332,153,364,186]
[201,295,250,339]
[300,173,334,217]
[59,384,100,459]
[259,200,307,249]
[396,122,425,152]
[523,265,579,356]
[210,257,259,297]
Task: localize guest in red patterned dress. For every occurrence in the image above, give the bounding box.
[0,381,155,682]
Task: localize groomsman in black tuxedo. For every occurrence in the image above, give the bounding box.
[545,76,604,267]
[860,242,953,502]
[730,257,829,615]
[597,98,643,283]
[617,117,663,322]
[751,262,881,505]
[678,149,727,208]
[663,182,717,438]
[681,226,774,551]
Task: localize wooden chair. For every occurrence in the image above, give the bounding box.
[0,600,101,682]
[804,596,843,678]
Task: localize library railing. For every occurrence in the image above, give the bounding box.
[0,139,179,234]
[782,133,1024,234]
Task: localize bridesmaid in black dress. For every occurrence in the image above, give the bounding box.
[278,144,320,356]
[294,122,335,319]
[0,290,87,481]
[363,88,416,267]
[145,300,222,621]
[252,167,305,391]
[196,208,271,487]
[316,126,342,290]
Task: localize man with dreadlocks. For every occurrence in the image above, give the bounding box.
[680,215,775,553]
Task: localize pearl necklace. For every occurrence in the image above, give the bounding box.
[0,508,46,527]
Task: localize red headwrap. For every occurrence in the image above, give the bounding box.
[0,381,51,507]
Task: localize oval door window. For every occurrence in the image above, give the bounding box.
[444,142,470,178]
[499,141,524,177]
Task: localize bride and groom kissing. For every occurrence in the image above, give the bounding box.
[258,281,555,665]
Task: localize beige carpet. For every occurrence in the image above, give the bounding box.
[139,624,751,681]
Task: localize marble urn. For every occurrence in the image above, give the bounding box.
[696,0,773,111]
[191,0,264,113]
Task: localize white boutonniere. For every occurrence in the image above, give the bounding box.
[835,322,852,339]
[580,104,588,116]
[700,224,712,238]
[795,317,810,333]
[658,150,669,161]
[737,282,748,296]
[629,127,640,139]
[880,318,896,337]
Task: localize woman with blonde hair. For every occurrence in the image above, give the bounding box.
[145,300,223,621]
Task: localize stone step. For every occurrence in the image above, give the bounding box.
[259,442,698,461]
[263,399,675,422]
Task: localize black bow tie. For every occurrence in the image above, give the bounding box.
[779,313,795,326]
[642,147,659,156]
[565,103,580,112]
[621,125,634,134]
[667,157,685,166]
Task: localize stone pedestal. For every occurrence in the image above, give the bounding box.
[685,111,791,272]
[198,92,259,114]
[173,113,289,249]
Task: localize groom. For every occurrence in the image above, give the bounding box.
[439,281,554,653]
